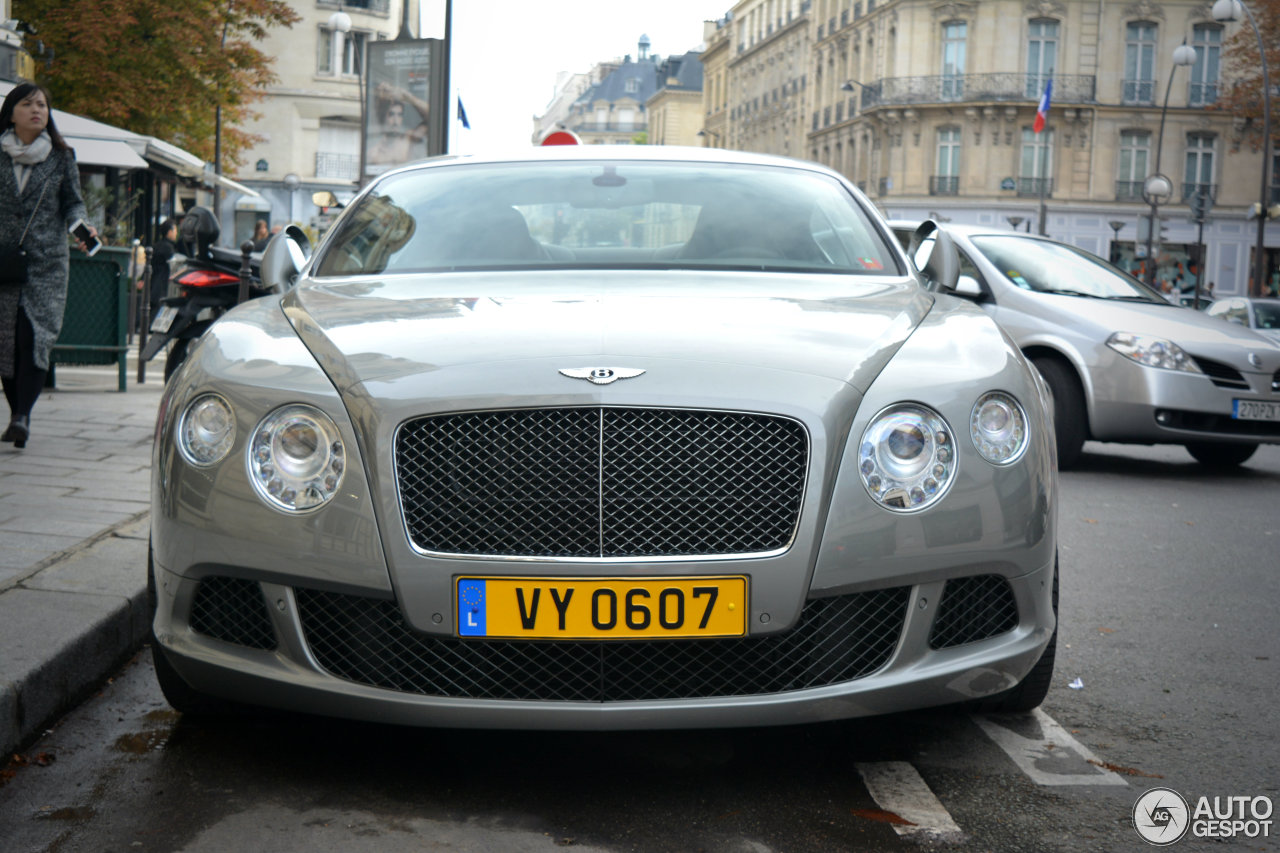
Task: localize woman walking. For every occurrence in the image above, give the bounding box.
[1,83,96,449]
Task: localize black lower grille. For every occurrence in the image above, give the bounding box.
[189,576,277,650]
[928,575,1018,649]
[395,407,808,558]
[295,586,910,701]
[1155,408,1280,438]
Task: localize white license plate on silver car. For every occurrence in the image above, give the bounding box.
[1233,400,1280,421]
[150,305,178,334]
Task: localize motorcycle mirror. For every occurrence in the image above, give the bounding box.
[312,191,342,210]
[261,225,311,291]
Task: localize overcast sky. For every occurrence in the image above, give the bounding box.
[419,0,732,153]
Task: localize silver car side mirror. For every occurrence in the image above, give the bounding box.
[261,225,311,291]
[907,221,960,292]
[954,274,983,298]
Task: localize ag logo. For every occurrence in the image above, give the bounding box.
[1134,787,1190,846]
[558,367,646,385]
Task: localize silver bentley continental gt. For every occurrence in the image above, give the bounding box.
[149,147,1058,729]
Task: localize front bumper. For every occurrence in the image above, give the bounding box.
[151,556,1056,730]
[1087,351,1280,445]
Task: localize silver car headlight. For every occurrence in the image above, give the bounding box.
[1106,332,1201,373]
[971,391,1029,465]
[858,404,956,511]
[248,404,346,512]
[177,394,235,467]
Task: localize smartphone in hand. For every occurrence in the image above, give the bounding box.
[70,218,101,256]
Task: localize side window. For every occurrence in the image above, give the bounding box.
[957,247,983,284]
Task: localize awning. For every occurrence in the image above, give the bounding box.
[69,137,149,170]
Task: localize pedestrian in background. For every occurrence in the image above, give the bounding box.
[251,219,270,252]
[0,82,96,449]
[148,217,178,325]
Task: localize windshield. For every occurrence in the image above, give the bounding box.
[969,235,1169,303]
[312,160,900,277]
[1254,301,1280,330]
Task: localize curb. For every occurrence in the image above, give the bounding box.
[0,518,151,756]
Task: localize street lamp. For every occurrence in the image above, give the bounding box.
[1007,215,1025,231]
[1109,219,1126,265]
[329,9,364,185]
[1213,0,1272,297]
[1142,41,1198,289]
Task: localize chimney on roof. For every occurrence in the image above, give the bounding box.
[639,33,651,61]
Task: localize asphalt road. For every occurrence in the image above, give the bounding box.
[1,441,1277,853]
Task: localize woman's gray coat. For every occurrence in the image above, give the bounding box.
[1,146,88,374]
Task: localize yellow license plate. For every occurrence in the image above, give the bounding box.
[456,576,748,640]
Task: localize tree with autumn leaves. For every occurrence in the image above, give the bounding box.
[1212,0,1280,154]
[12,0,299,172]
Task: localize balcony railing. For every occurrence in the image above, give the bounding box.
[1123,79,1155,105]
[1017,177,1054,197]
[1115,180,1145,201]
[1189,82,1219,106]
[572,123,645,133]
[1182,182,1218,203]
[930,176,960,196]
[320,0,390,11]
[865,73,1095,108]
[315,151,358,181]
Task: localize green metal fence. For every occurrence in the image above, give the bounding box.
[51,245,130,391]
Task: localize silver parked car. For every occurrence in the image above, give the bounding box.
[1205,296,1280,345]
[890,223,1280,469]
[150,148,1057,729]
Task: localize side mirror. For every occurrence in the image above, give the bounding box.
[954,274,983,298]
[906,221,960,292]
[261,225,311,291]
[312,190,342,210]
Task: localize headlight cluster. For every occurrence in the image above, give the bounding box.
[175,397,346,512]
[178,394,235,466]
[970,391,1029,465]
[248,405,346,512]
[859,393,1032,511]
[858,405,956,511]
[1106,332,1201,373]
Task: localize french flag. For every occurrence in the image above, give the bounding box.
[1033,79,1053,134]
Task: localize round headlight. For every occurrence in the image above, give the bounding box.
[971,391,1030,465]
[248,404,345,512]
[178,394,235,467]
[858,404,956,511]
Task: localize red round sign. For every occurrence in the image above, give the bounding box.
[540,130,581,146]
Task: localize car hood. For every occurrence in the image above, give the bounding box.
[280,269,934,393]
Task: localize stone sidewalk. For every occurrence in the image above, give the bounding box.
[0,359,164,755]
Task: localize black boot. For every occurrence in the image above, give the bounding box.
[2,415,29,448]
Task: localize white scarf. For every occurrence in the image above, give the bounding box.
[2,129,53,193]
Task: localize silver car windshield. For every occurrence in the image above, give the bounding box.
[312,161,900,277]
[970,235,1169,303]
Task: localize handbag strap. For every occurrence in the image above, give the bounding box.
[17,173,52,248]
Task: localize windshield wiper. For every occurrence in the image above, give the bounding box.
[1040,288,1100,298]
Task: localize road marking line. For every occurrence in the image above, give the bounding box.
[972,708,1129,787]
[855,761,965,842]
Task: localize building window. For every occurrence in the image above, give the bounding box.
[1190,25,1221,106]
[1183,134,1216,200]
[1117,130,1151,200]
[1124,22,1157,104]
[317,28,334,74]
[1020,127,1053,195]
[625,78,639,94]
[935,127,960,195]
[942,22,966,100]
[1026,19,1058,99]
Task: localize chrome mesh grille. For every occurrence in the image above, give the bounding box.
[396,408,808,558]
[928,575,1019,649]
[295,586,910,701]
[189,576,277,650]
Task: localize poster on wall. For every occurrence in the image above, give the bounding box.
[363,38,445,178]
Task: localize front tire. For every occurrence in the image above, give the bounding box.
[1186,441,1258,469]
[1031,356,1087,469]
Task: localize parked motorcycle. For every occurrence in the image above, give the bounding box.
[141,206,273,381]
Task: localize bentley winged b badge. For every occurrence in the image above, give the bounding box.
[558,367,646,385]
